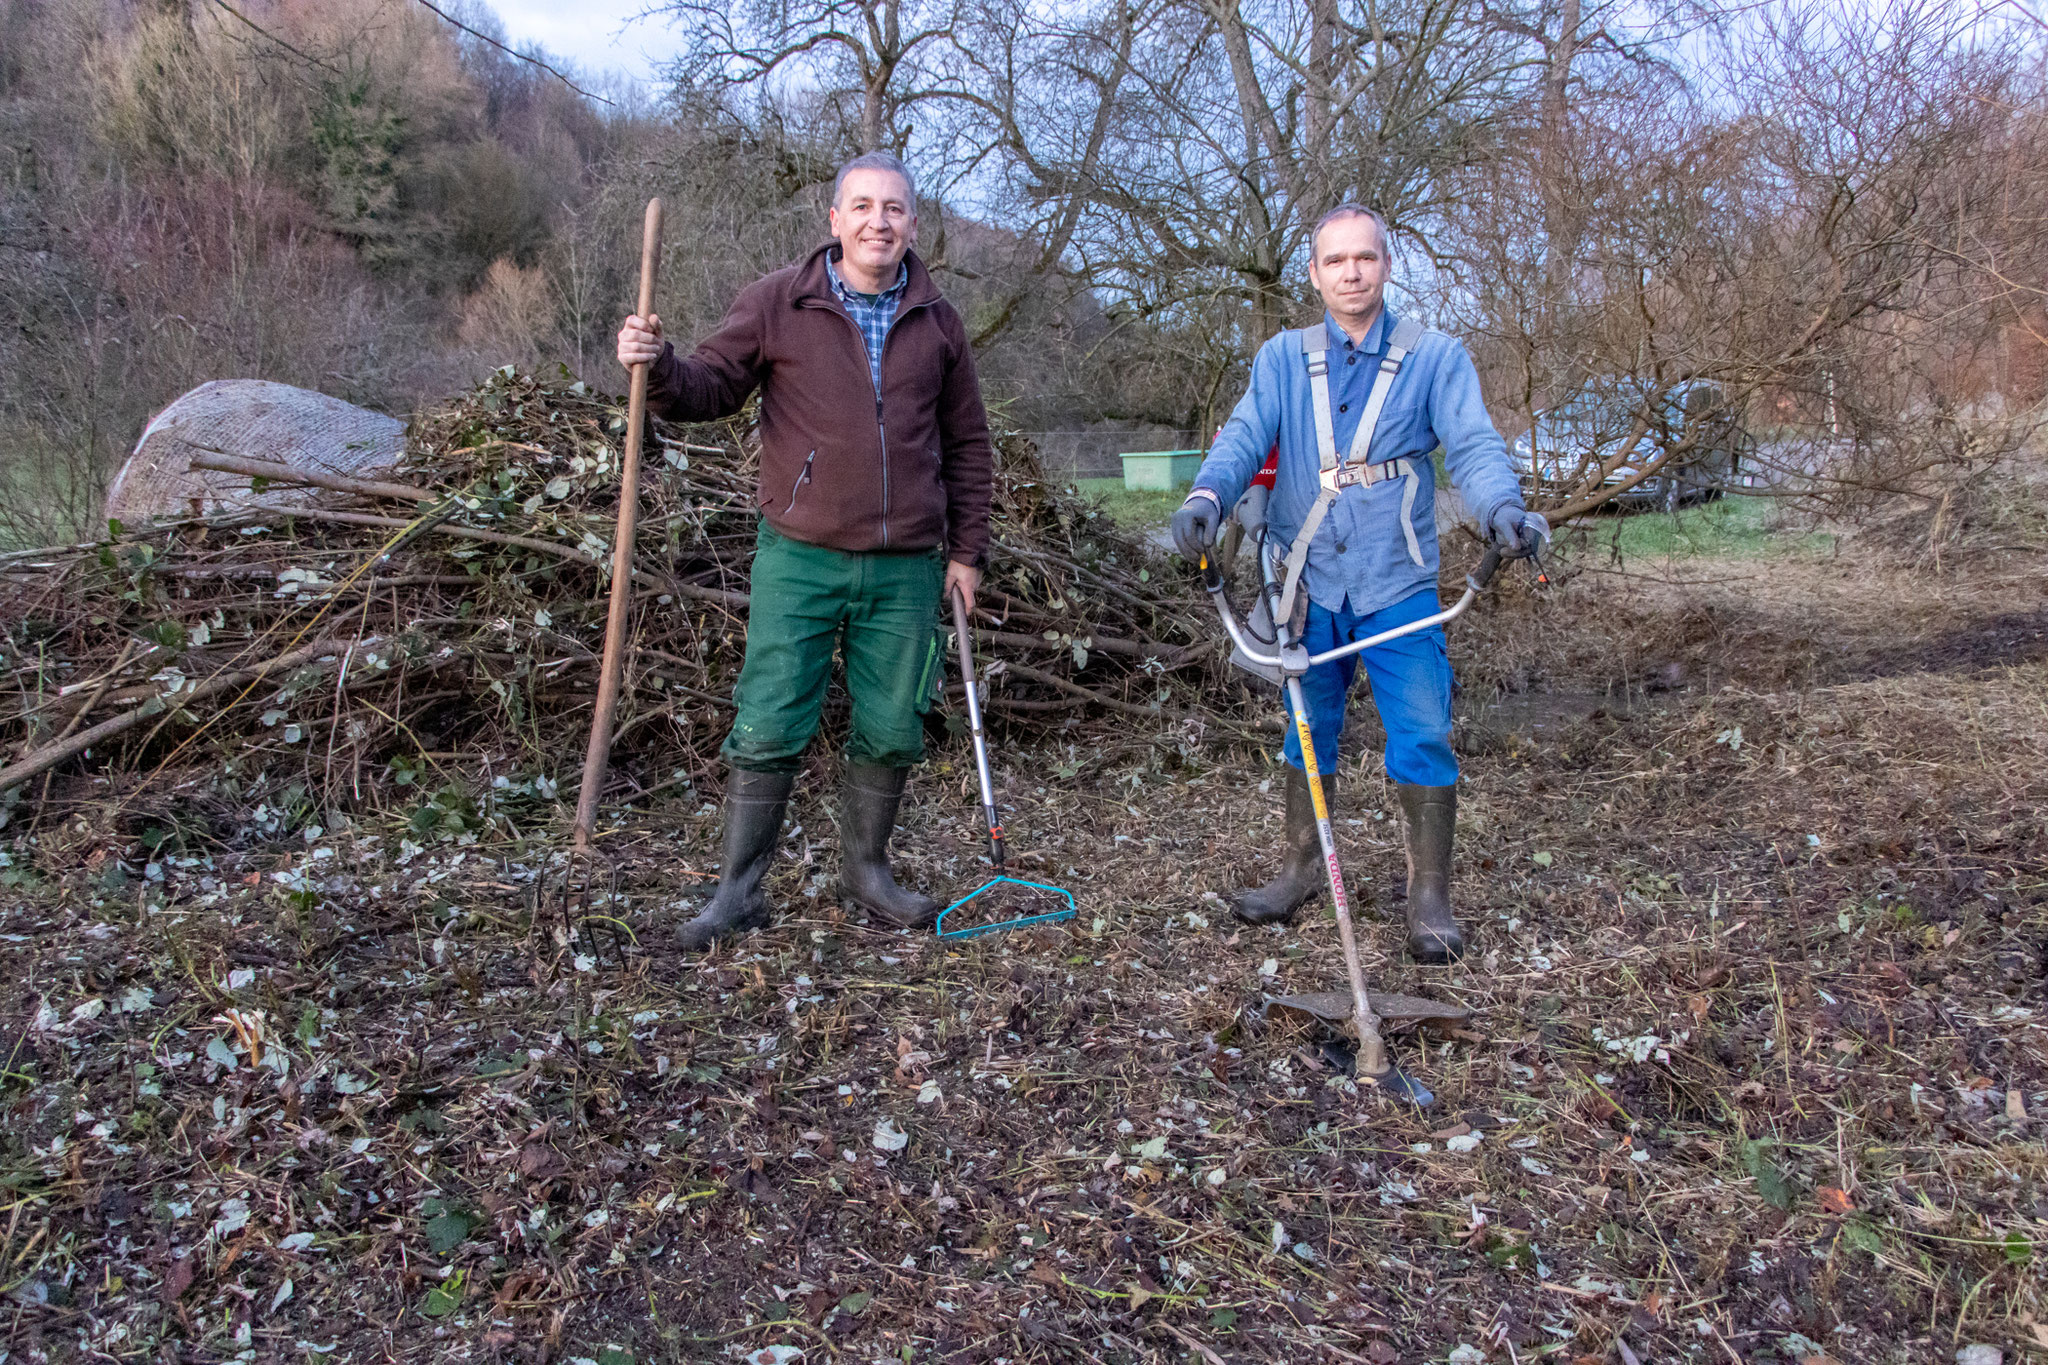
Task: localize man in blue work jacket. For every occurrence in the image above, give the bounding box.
[1172,204,1547,963]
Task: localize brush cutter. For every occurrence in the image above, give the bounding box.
[936,587,1077,940]
[1199,484,1539,1105]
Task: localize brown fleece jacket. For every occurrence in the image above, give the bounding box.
[644,244,994,567]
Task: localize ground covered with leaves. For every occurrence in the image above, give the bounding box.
[2,474,2045,1365]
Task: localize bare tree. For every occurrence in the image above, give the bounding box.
[990,0,1526,338]
[646,0,967,153]
[1442,0,2044,521]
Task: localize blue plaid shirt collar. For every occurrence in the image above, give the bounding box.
[827,252,909,392]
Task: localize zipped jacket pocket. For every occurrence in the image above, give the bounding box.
[783,450,817,514]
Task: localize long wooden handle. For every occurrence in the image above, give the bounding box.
[573,197,663,850]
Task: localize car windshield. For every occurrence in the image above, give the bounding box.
[1549,385,1706,436]
[1550,391,1653,435]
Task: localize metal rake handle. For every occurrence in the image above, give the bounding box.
[950,588,1003,871]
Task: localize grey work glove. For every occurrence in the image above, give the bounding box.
[1172,494,1221,564]
[1487,505,1551,560]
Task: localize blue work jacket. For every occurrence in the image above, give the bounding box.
[1191,309,1524,616]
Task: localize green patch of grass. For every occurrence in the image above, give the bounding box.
[1071,477,1184,531]
[1561,493,1834,562]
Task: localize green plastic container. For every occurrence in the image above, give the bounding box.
[1119,449,1205,491]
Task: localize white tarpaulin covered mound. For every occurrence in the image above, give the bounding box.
[105,380,407,522]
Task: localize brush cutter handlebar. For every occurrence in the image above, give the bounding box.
[1198,542,1535,678]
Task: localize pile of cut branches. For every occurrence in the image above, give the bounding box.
[0,370,1261,824]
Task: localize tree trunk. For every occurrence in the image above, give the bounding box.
[1536,0,1582,315]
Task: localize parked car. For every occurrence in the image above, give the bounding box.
[1512,381,1749,510]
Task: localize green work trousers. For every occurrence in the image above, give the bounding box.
[721,523,946,774]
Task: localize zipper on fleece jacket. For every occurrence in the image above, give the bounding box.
[805,295,932,550]
[784,450,816,514]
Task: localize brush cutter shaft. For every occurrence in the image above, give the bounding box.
[950,589,1003,870]
[1286,673,1390,1078]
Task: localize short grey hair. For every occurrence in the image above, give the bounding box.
[1311,203,1390,258]
[833,152,917,212]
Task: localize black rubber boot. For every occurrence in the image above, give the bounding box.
[676,769,793,952]
[838,764,940,929]
[1230,766,1336,926]
[1397,782,1463,963]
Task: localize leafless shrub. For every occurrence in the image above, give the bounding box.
[457,257,562,364]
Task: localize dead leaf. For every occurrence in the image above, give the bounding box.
[516,1144,564,1178]
[494,1267,548,1308]
[160,1255,195,1303]
[1431,1121,1473,1140]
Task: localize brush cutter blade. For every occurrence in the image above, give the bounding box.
[1361,1061,1435,1108]
[935,876,1077,940]
[1311,1032,1438,1108]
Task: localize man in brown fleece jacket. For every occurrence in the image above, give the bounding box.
[616,152,995,951]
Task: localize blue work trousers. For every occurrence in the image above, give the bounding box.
[1279,587,1459,787]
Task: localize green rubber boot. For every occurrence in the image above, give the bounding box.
[677,769,793,952]
[1230,766,1337,926]
[1396,782,1464,964]
[839,765,941,929]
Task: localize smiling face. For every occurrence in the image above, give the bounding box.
[828,168,917,290]
[1307,212,1392,334]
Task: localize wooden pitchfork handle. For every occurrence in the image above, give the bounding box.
[573,197,664,851]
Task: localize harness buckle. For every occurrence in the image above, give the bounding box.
[1324,458,1411,493]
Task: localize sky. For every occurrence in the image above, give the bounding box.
[486,0,684,91]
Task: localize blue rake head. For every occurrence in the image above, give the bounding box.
[935,876,1077,940]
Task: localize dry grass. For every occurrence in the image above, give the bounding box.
[0,505,2044,1365]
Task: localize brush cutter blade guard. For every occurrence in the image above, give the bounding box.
[935,876,1077,940]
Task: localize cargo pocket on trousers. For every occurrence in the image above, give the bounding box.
[915,629,944,715]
